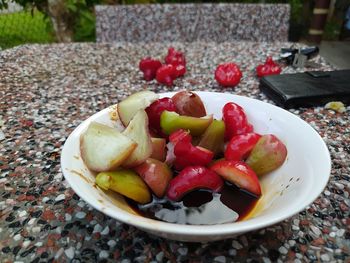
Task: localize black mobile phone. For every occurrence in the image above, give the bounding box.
[259,70,350,108]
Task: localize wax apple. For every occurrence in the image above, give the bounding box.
[96,170,151,204]
[210,160,261,196]
[167,166,223,201]
[222,102,253,141]
[160,110,213,136]
[225,133,261,161]
[246,134,287,176]
[172,90,206,117]
[134,158,173,198]
[80,122,136,172]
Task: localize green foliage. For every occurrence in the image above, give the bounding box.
[0,10,54,49]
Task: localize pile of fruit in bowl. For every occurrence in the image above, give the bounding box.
[80,90,287,225]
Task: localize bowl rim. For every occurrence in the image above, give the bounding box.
[61,91,331,238]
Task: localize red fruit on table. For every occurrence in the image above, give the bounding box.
[167,166,223,201]
[222,102,253,141]
[156,64,176,86]
[215,63,242,88]
[256,57,282,78]
[172,90,207,117]
[146,97,177,135]
[165,47,186,66]
[139,57,162,81]
[173,64,186,78]
[210,160,261,196]
[225,133,261,161]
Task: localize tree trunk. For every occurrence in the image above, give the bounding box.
[47,0,74,42]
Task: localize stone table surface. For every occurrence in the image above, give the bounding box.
[0,42,349,263]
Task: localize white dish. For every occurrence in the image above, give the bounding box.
[61,91,331,242]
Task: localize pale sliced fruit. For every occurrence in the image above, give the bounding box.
[122,110,153,167]
[117,91,159,126]
[96,170,151,204]
[80,122,137,172]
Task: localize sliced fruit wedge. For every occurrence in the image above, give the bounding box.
[172,90,207,117]
[80,122,136,172]
[96,169,151,204]
[167,166,223,201]
[160,110,213,136]
[117,91,159,126]
[150,137,166,162]
[122,110,153,167]
[134,158,173,198]
[210,160,261,196]
[198,119,225,156]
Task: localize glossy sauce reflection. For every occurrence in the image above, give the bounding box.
[127,183,259,225]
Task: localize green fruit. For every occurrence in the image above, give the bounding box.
[246,134,287,176]
[96,169,151,204]
[160,110,213,136]
[198,120,225,156]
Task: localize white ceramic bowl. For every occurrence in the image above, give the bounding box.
[61,91,331,242]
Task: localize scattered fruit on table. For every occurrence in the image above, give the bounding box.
[215,62,242,88]
[156,64,176,86]
[246,134,287,176]
[256,56,282,78]
[96,170,151,204]
[117,90,159,126]
[80,90,288,211]
[324,101,346,113]
[80,122,136,172]
[139,57,162,81]
[172,90,207,117]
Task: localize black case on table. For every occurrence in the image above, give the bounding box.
[259,70,350,108]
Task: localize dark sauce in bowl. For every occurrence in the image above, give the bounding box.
[127,183,260,225]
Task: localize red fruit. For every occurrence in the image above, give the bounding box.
[222,102,253,141]
[173,64,186,78]
[139,57,162,81]
[256,57,282,78]
[168,129,214,170]
[146,98,177,135]
[167,166,223,201]
[169,129,191,145]
[165,47,186,66]
[210,160,261,196]
[225,133,261,161]
[156,64,176,86]
[215,63,242,88]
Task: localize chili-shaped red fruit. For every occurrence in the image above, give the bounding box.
[256,56,282,78]
[222,102,253,141]
[215,63,242,88]
[156,64,176,86]
[167,166,223,201]
[225,133,261,161]
[139,57,162,81]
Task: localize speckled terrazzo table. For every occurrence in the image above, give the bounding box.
[0,42,349,263]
